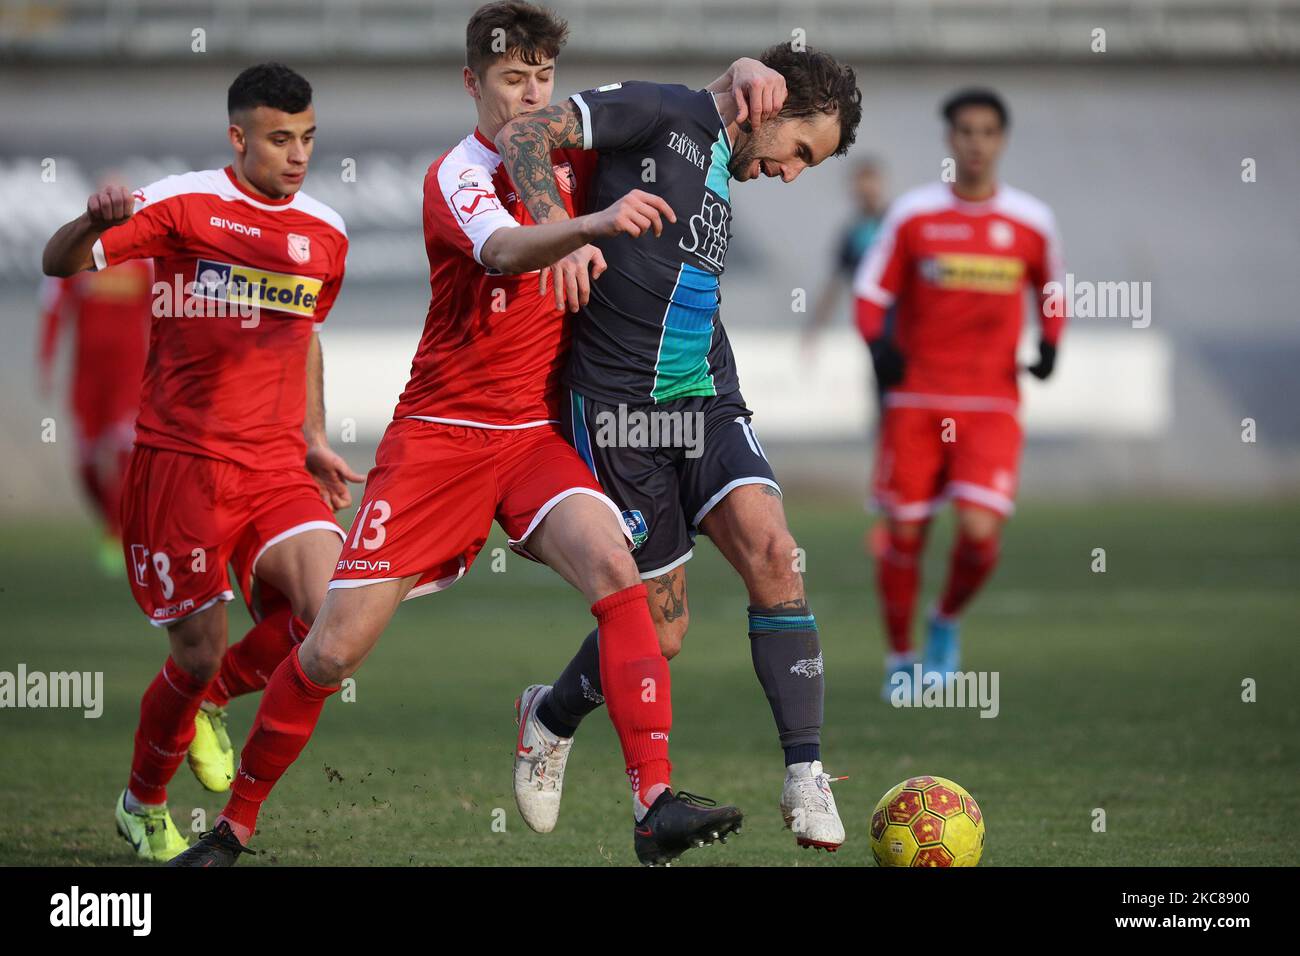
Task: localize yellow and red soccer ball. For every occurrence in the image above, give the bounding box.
[870,775,984,867]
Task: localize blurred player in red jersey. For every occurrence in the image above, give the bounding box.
[171,2,781,868]
[852,88,1064,697]
[37,202,151,574]
[42,63,361,860]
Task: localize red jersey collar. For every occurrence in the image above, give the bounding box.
[473,127,499,154]
[224,166,295,206]
[949,182,999,207]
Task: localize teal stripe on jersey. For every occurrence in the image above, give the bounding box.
[706,127,731,201]
[652,263,719,402]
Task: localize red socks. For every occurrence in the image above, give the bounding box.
[205,608,306,708]
[877,528,925,653]
[221,646,338,836]
[593,584,672,807]
[938,532,1000,619]
[127,656,213,806]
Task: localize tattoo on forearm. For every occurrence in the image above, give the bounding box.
[499,103,584,224]
[650,573,686,622]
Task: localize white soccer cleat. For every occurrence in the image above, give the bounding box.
[780,760,846,851]
[513,684,574,834]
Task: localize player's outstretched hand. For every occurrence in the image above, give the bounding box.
[729,56,787,129]
[86,185,135,228]
[540,244,608,313]
[593,189,676,239]
[1027,340,1057,380]
[306,444,366,511]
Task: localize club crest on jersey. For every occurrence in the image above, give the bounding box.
[130,544,149,588]
[988,219,1015,249]
[553,161,576,195]
[622,509,649,550]
[287,233,312,264]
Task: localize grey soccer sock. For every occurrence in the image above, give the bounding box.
[748,602,824,766]
[537,628,604,737]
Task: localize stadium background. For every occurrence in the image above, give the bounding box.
[0,0,1297,866]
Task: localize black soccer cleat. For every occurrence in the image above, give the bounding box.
[633,790,743,866]
[167,820,255,868]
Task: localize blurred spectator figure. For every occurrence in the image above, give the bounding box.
[802,156,891,356]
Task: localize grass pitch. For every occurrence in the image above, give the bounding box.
[1,497,1297,866]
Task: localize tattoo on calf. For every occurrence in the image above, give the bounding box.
[762,598,809,613]
[650,573,686,622]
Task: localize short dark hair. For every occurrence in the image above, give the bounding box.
[228,62,312,117]
[941,88,1009,129]
[758,44,862,157]
[466,1,568,76]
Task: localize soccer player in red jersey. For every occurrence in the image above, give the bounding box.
[853,88,1065,696]
[42,63,361,860]
[171,2,778,867]
[37,220,152,573]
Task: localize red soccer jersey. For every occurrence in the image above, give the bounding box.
[854,181,1063,405]
[39,262,152,434]
[393,129,594,428]
[92,166,347,470]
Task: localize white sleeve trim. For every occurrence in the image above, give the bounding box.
[91,238,108,271]
[852,217,899,306]
[570,93,593,151]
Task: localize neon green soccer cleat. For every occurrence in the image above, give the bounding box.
[188,704,234,792]
[114,790,190,862]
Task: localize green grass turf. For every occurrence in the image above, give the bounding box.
[0,497,1297,866]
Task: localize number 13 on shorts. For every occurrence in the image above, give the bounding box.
[350,498,392,551]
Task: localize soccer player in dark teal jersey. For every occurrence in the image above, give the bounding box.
[497,44,862,851]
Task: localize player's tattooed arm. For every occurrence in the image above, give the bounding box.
[495,101,585,225]
[649,573,686,623]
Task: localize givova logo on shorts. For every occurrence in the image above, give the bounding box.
[192,259,323,318]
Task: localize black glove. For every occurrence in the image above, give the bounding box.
[1027,340,1057,380]
[868,338,905,388]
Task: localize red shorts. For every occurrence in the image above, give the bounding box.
[121,445,343,626]
[872,399,1023,522]
[330,418,625,600]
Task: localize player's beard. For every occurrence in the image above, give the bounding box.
[727,123,762,180]
[728,121,777,181]
[728,139,758,180]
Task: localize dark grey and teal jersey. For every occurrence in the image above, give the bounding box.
[566,81,739,405]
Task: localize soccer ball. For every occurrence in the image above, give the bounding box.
[869,775,984,867]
